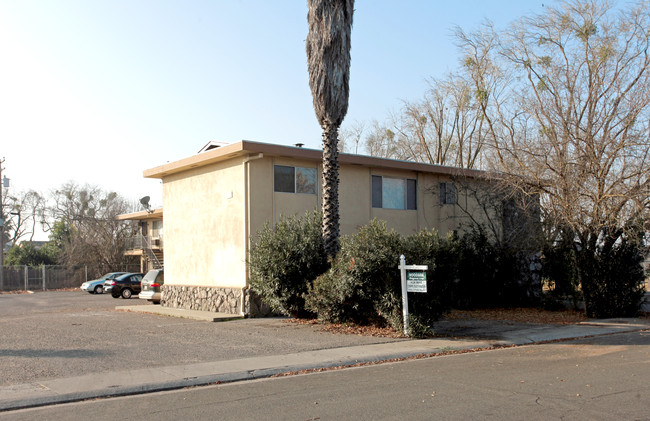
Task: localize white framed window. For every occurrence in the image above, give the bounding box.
[371,175,417,210]
[274,165,317,194]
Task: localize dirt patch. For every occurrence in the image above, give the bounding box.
[0,288,79,294]
[445,308,588,325]
[286,318,405,338]
[286,307,591,337]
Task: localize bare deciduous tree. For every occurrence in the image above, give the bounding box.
[458,0,650,238]
[347,72,490,169]
[392,74,489,169]
[455,0,650,316]
[42,183,136,270]
[4,190,45,245]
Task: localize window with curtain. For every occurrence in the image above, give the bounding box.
[371,175,417,210]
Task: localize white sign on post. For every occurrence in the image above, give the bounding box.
[398,255,428,336]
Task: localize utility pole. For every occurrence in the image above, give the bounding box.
[0,157,5,289]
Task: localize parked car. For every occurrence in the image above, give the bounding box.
[80,272,128,294]
[140,268,164,304]
[104,273,143,299]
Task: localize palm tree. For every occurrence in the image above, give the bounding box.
[306,0,354,259]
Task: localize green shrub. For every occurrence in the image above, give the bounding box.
[542,234,580,300]
[306,219,402,325]
[248,211,329,317]
[453,228,526,308]
[578,229,646,318]
[406,313,432,338]
[401,230,457,325]
[454,228,500,308]
[5,243,57,266]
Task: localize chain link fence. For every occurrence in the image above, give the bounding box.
[0,264,141,292]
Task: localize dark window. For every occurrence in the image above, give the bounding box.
[439,182,457,205]
[407,179,417,210]
[274,165,317,194]
[274,165,295,193]
[372,175,417,210]
[371,175,383,208]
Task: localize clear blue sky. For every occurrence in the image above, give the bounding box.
[0,0,544,218]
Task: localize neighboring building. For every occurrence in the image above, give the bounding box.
[118,208,164,273]
[142,140,510,316]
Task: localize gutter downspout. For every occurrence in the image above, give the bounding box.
[242,153,264,316]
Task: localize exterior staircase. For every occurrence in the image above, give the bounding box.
[145,246,164,270]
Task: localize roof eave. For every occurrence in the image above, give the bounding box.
[143,140,490,180]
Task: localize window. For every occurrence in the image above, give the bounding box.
[439,182,457,205]
[152,220,163,238]
[371,175,417,210]
[274,165,317,194]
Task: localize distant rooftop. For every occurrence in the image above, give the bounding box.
[198,141,231,154]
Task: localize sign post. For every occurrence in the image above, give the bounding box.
[398,255,428,336]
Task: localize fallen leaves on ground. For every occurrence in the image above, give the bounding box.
[445,308,588,325]
[285,307,590,337]
[285,318,405,338]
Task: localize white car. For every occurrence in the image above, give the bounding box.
[80,272,128,294]
[139,269,164,304]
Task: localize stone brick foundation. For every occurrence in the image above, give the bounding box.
[161,285,271,317]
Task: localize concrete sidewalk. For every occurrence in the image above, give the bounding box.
[1,311,648,412]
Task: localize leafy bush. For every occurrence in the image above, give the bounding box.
[306,224,461,333]
[542,233,580,300]
[542,223,647,318]
[248,212,329,317]
[401,230,457,325]
[406,313,432,338]
[452,228,528,309]
[578,230,646,318]
[5,243,57,266]
[305,219,402,325]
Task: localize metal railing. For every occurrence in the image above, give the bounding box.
[0,264,141,292]
[125,235,164,250]
[125,235,163,270]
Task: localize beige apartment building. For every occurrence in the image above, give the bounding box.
[118,208,164,273]
[142,140,502,316]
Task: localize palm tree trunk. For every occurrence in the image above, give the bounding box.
[306,0,354,260]
[322,124,340,257]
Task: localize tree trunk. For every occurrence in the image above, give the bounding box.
[322,125,340,258]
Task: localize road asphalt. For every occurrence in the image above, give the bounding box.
[1,302,649,412]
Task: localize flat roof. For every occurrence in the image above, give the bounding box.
[117,208,163,221]
[143,140,489,179]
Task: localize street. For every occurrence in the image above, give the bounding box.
[3,330,648,420]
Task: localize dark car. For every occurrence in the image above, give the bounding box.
[139,269,164,304]
[104,273,143,299]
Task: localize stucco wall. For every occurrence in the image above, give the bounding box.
[248,157,321,242]
[245,157,497,239]
[162,153,502,292]
[163,158,246,288]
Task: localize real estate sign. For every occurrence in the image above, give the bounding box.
[407,271,427,293]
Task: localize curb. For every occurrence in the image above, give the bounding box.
[2,319,648,412]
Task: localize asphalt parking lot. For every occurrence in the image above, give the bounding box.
[0,291,405,387]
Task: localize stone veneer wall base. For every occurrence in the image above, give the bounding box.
[161,285,272,317]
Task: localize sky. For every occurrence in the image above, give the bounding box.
[0,0,545,239]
